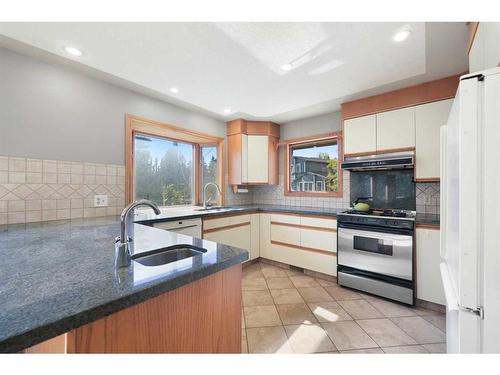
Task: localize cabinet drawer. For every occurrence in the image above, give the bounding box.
[270,242,337,276]
[270,213,300,225]
[300,229,336,253]
[271,222,300,247]
[300,216,337,229]
[153,218,201,230]
[204,225,251,251]
[203,216,231,230]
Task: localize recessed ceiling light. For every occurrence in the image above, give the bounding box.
[281,63,293,71]
[223,108,232,115]
[393,29,411,42]
[63,46,83,57]
[170,87,179,94]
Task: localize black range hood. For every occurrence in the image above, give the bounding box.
[341,151,414,171]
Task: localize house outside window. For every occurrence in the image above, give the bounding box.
[285,133,343,197]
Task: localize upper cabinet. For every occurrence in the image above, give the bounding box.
[376,107,415,151]
[343,114,376,155]
[415,99,453,181]
[227,119,279,185]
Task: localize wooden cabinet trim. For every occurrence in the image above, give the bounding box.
[271,240,336,257]
[271,221,337,233]
[414,178,440,183]
[341,74,461,121]
[415,223,440,230]
[203,221,250,234]
[344,146,415,159]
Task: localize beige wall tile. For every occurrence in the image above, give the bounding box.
[71,198,83,209]
[57,199,70,209]
[0,212,7,224]
[26,211,42,223]
[42,210,57,221]
[9,172,26,183]
[70,208,83,219]
[0,157,8,171]
[84,174,96,184]
[8,211,25,224]
[0,171,7,183]
[26,172,42,183]
[95,165,107,175]
[106,165,117,176]
[70,174,83,184]
[26,200,42,211]
[57,162,71,174]
[42,173,57,184]
[42,160,57,173]
[0,201,7,212]
[83,207,96,218]
[8,200,26,212]
[57,173,71,184]
[9,157,26,172]
[42,199,57,210]
[56,209,70,220]
[70,163,84,174]
[95,175,106,184]
[84,163,96,175]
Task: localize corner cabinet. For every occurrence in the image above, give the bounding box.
[227,119,279,185]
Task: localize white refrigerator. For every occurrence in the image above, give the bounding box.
[440,67,500,353]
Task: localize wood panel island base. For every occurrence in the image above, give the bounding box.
[27,265,242,354]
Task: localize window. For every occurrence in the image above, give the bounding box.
[126,115,224,206]
[285,133,343,197]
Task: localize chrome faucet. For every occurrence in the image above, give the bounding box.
[115,199,161,268]
[203,182,222,209]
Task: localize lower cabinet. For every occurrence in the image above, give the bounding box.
[268,213,337,276]
[202,214,259,261]
[416,226,445,305]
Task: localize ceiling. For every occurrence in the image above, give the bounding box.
[0,22,468,123]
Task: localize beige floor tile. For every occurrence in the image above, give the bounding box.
[315,278,336,287]
[340,348,384,354]
[413,306,443,316]
[242,277,268,291]
[284,324,336,353]
[270,288,305,305]
[242,290,274,306]
[382,345,428,354]
[356,318,417,347]
[289,275,320,288]
[266,277,294,290]
[244,305,282,328]
[422,343,447,353]
[324,285,363,300]
[322,321,378,351]
[391,316,446,344]
[297,287,334,303]
[246,326,293,353]
[308,301,353,323]
[286,268,305,277]
[368,299,417,318]
[337,300,384,319]
[422,315,446,332]
[243,266,264,279]
[261,265,289,278]
[276,303,317,325]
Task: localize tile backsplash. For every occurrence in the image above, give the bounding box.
[416,182,440,214]
[0,156,125,225]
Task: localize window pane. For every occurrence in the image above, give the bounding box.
[134,133,194,206]
[289,139,339,193]
[200,146,219,204]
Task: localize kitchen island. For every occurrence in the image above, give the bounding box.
[0,217,248,353]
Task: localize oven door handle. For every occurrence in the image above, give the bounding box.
[338,222,414,236]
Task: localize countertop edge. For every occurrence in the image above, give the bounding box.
[0,252,247,353]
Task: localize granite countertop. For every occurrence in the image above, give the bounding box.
[134,204,439,226]
[0,217,248,353]
[415,213,440,226]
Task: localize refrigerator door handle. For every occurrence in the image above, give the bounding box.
[440,262,459,312]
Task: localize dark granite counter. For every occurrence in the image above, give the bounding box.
[0,217,248,353]
[415,213,440,227]
[134,204,439,226]
[134,204,345,224]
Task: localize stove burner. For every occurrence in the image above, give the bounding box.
[343,209,413,218]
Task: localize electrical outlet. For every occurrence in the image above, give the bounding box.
[94,194,108,207]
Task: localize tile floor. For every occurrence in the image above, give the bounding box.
[241,261,447,354]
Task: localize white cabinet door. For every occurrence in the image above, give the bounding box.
[343,115,377,155]
[247,135,269,183]
[416,227,445,305]
[376,106,415,151]
[203,225,251,252]
[415,99,453,180]
[259,213,271,259]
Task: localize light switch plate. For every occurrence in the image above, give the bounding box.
[94,194,108,207]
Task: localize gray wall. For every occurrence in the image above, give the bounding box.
[0,47,225,165]
[280,111,342,141]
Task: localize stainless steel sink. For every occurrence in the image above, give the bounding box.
[131,244,207,266]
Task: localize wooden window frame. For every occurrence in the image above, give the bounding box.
[125,114,225,206]
[284,132,343,198]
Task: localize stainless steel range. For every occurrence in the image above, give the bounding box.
[337,209,415,305]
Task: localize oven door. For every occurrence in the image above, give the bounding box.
[337,223,413,280]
